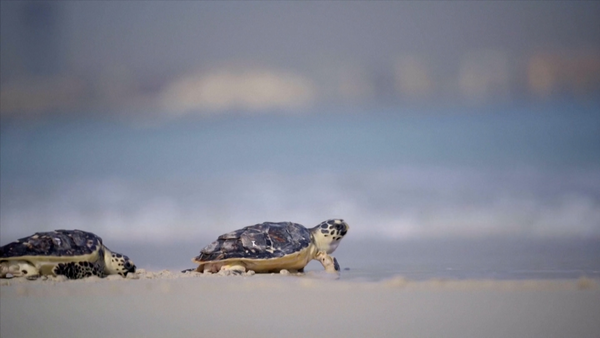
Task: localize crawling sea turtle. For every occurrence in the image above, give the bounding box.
[0,229,136,280]
[192,219,349,274]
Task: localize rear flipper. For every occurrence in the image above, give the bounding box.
[53,261,105,279]
[0,260,40,280]
[195,263,220,273]
[219,263,246,275]
[195,262,246,274]
[1,260,40,279]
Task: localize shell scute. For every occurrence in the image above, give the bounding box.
[240,229,268,250]
[195,222,311,263]
[201,240,221,254]
[0,229,102,259]
[218,229,245,240]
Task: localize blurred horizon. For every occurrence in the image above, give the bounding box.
[1,1,599,120]
[1,2,600,246]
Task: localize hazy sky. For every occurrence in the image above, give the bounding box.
[2,1,599,79]
[1,2,599,243]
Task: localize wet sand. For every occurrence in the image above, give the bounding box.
[1,270,599,338]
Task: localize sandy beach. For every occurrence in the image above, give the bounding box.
[1,271,599,338]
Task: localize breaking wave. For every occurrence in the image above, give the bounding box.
[2,167,599,244]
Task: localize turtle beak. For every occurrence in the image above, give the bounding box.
[121,261,136,276]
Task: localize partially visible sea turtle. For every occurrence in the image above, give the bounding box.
[0,229,136,280]
[192,219,349,274]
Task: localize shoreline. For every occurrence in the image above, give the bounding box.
[2,267,599,287]
[2,268,599,294]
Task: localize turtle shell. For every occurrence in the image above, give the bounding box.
[195,222,312,262]
[0,229,103,259]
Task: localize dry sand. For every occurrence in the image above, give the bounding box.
[1,270,599,338]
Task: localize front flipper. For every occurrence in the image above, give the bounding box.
[53,261,105,279]
[316,251,340,273]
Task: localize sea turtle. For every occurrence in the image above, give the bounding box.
[0,229,136,280]
[192,219,349,274]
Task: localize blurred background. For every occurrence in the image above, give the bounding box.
[1,2,599,276]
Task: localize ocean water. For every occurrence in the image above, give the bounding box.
[1,101,599,280]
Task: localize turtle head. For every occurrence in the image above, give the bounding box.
[103,247,136,277]
[310,219,349,254]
